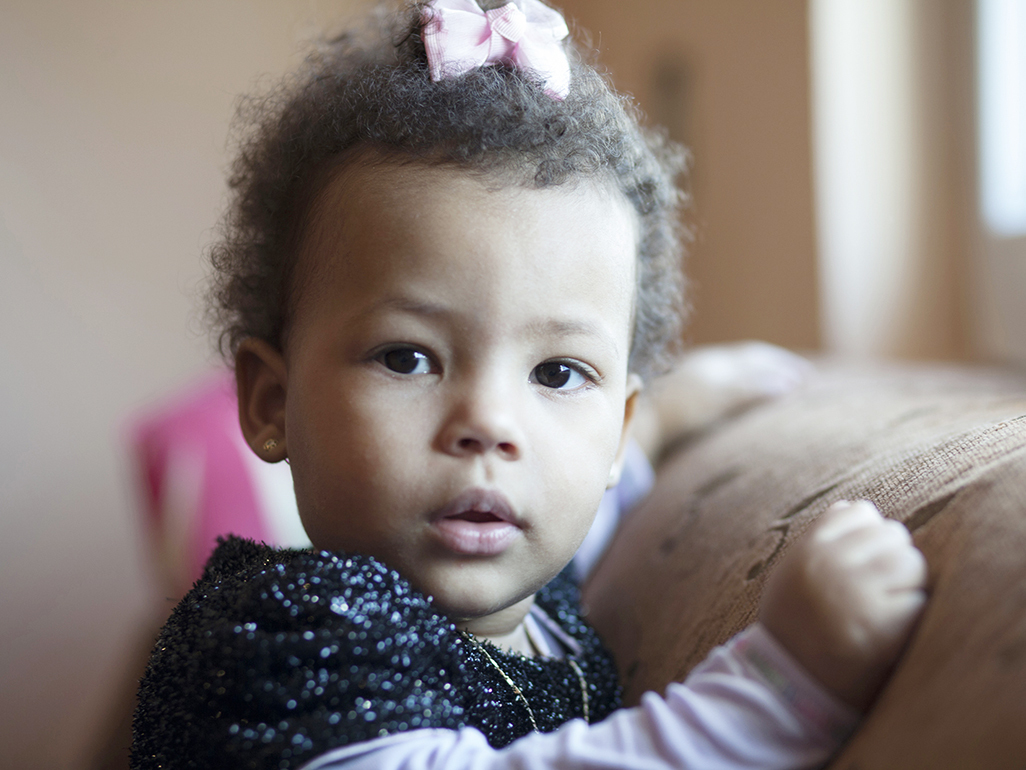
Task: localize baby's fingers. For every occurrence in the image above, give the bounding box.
[851,520,926,587]
[881,535,928,592]
[812,500,889,541]
[825,509,928,592]
[881,583,928,618]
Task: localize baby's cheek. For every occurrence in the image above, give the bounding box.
[547,426,619,522]
[291,450,373,551]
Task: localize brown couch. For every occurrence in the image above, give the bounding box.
[584,361,1026,769]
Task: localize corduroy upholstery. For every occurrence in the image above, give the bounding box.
[584,361,1026,769]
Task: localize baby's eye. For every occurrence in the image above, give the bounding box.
[532,361,589,390]
[377,348,435,375]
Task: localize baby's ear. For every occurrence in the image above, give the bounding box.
[235,338,289,463]
[607,373,643,488]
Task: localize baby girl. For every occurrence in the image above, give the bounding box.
[132,1,927,768]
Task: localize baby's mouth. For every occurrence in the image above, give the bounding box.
[430,489,522,556]
[452,510,503,523]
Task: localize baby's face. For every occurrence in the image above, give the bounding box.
[275,161,638,631]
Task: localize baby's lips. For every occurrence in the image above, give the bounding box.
[429,488,524,556]
[432,487,522,527]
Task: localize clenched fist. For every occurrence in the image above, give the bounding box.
[759,500,928,711]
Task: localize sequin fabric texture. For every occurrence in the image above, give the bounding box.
[131,537,621,770]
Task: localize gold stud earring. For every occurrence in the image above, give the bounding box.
[262,438,279,452]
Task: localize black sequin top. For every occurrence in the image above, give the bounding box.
[131,537,621,770]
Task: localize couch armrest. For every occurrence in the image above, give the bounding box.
[583,361,1026,769]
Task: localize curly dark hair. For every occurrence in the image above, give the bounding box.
[208,0,688,379]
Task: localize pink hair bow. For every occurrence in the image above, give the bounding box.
[421,0,571,100]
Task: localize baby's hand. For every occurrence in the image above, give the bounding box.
[759,500,928,711]
[634,342,814,459]
[668,341,814,404]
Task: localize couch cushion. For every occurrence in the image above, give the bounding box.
[583,362,1026,769]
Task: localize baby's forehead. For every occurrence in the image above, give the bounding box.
[322,151,633,217]
[301,153,638,265]
[291,155,638,329]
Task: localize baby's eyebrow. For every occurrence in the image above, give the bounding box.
[521,318,622,355]
[368,297,622,355]
[371,296,450,317]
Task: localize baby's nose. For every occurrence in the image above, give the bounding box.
[453,432,519,459]
[436,384,523,460]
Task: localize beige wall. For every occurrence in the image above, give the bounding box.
[0,2,369,767]
[811,0,975,361]
[560,0,978,362]
[560,0,822,351]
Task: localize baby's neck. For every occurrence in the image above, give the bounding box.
[476,622,536,656]
[456,594,537,656]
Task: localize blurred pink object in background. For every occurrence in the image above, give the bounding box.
[128,371,306,596]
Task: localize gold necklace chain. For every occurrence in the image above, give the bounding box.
[461,632,540,733]
[526,614,590,723]
[567,658,590,723]
[460,631,590,731]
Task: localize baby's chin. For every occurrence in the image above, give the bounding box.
[418,570,552,632]
[442,592,540,639]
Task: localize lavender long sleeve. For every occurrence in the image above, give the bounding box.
[301,623,859,770]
